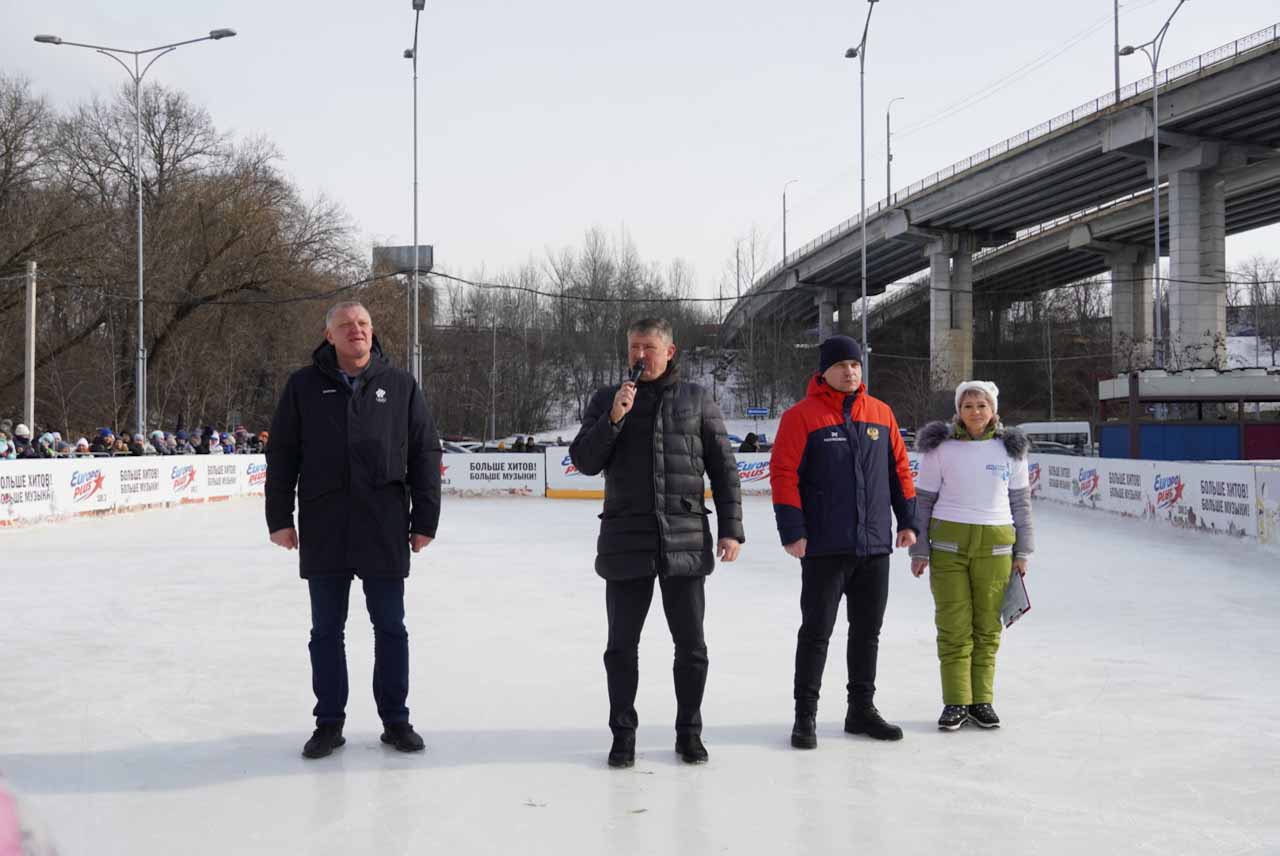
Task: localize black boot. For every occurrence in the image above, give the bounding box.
[380,722,426,752]
[967,703,1001,729]
[844,704,904,741]
[791,713,817,749]
[938,704,967,731]
[302,722,345,759]
[675,732,709,764]
[608,732,635,768]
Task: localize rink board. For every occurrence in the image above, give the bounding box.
[6,450,1280,546]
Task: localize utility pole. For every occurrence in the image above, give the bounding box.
[25,261,37,432]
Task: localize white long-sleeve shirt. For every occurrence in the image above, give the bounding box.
[915,436,1030,527]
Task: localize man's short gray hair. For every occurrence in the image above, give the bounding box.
[627,317,673,343]
[324,301,370,329]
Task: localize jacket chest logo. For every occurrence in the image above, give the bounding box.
[375,388,387,404]
[866,427,879,441]
[322,389,337,395]
[823,430,846,443]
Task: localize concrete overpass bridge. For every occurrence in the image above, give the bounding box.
[863,153,1280,365]
[723,22,1280,384]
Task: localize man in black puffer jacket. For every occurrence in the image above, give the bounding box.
[266,301,442,761]
[570,317,744,769]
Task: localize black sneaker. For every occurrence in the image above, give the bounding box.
[607,733,635,768]
[302,722,345,759]
[938,705,967,731]
[380,722,426,752]
[844,705,904,741]
[675,733,709,764]
[791,714,817,749]
[967,703,1001,729]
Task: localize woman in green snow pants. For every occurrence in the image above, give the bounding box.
[909,381,1034,731]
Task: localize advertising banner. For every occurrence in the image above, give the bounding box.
[545,447,604,498]
[113,459,168,510]
[1096,459,1151,518]
[441,453,543,495]
[0,460,60,522]
[1032,454,1079,504]
[203,458,242,500]
[1254,467,1280,545]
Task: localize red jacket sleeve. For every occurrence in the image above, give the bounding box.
[769,407,808,544]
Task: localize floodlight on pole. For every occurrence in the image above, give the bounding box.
[1118,0,1190,368]
[404,0,426,386]
[845,0,879,389]
[34,27,236,435]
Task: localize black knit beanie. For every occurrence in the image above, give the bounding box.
[818,335,863,373]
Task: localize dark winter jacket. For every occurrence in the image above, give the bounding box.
[770,374,917,558]
[265,338,442,579]
[569,364,744,581]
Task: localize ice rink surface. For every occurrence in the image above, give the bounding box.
[2,496,1278,855]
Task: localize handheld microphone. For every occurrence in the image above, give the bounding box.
[628,360,645,384]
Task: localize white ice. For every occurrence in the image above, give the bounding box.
[1,497,1278,855]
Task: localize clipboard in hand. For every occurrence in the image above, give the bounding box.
[1000,571,1030,628]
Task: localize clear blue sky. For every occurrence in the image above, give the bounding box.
[6,0,1279,295]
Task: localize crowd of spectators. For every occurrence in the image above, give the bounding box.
[0,418,269,461]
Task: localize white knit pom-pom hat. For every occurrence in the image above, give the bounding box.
[954,380,999,414]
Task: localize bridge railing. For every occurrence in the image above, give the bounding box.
[738,21,1280,314]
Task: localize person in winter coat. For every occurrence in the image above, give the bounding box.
[266,301,442,760]
[12,424,38,459]
[909,381,1034,731]
[570,317,744,769]
[90,428,114,456]
[770,336,918,749]
[738,432,759,453]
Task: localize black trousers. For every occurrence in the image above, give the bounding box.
[308,574,410,726]
[793,553,891,715]
[604,574,707,737]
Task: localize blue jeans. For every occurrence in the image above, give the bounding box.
[308,574,410,726]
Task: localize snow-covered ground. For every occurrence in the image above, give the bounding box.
[1,497,1278,855]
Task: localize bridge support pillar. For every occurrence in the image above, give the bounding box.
[1167,168,1227,368]
[815,288,836,341]
[929,240,973,391]
[838,297,854,336]
[1108,247,1154,371]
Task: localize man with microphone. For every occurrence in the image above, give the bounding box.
[570,318,744,769]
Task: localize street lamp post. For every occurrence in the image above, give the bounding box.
[1120,0,1189,368]
[782,178,798,262]
[405,0,426,386]
[34,29,236,435]
[845,0,879,389]
[886,96,904,201]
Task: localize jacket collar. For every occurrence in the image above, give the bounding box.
[805,373,863,413]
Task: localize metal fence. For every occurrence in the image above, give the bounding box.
[741,22,1280,308]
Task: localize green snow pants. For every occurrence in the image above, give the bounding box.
[927,519,1015,705]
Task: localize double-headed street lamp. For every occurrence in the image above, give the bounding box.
[845,0,879,388]
[1119,0,1189,367]
[34,28,237,435]
[404,0,426,385]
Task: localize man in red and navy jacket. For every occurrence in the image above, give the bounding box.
[770,335,918,749]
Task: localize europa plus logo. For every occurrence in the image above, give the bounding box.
[70,469,105,504]
[1075,467,1100,499]
[171,465,197,493]
[246,462,267,487]
[1028,462,1041,488]
[1153,473,1186,510]
[561,454,582,477]
[736,459,769,482]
